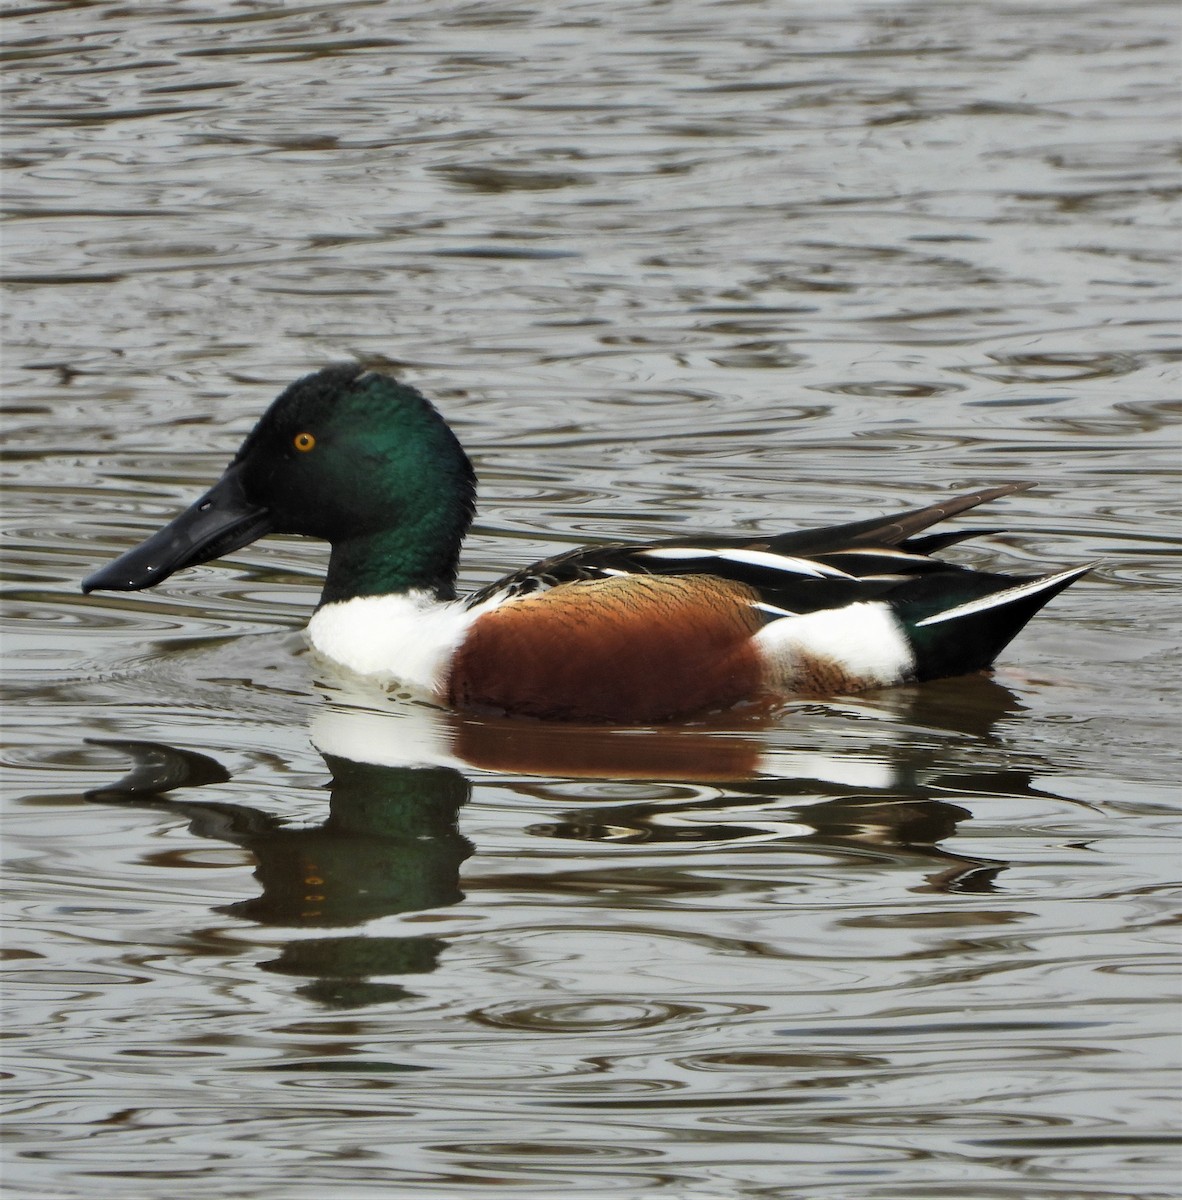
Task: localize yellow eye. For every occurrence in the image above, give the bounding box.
[293,432,316,453]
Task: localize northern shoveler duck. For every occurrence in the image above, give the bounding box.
[83,364,1090,722]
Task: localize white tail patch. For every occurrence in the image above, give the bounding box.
[754,601,915,693]
[637,546,852,578]
[915,564,1093,628]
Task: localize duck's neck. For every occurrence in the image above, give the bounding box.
[319,526,464,607]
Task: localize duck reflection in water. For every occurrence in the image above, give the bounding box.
[83,674,1064,1007]
[86,740,472,1007]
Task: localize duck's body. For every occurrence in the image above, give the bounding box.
[83,365,1089,723]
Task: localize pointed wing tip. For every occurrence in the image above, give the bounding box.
[957,481,1038,504]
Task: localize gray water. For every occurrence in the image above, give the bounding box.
[3,2,1180,1198]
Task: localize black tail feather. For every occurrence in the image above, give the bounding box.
[901,564,1093,680]
[766,483,1036,557]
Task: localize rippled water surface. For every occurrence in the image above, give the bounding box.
[3,2,1180,1197]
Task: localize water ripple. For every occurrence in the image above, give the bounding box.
[4,2,1178,1198]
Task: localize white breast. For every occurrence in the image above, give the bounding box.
[306,591,484,696]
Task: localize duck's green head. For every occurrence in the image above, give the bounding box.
[83,365,477,604]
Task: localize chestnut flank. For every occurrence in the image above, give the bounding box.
[448,575,764,721]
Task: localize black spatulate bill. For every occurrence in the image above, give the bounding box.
[82,464,273,594]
